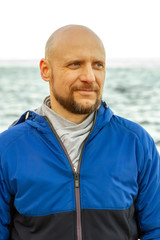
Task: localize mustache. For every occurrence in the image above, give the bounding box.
[71,84,99,91]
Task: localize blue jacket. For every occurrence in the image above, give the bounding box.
[0,102,160,240]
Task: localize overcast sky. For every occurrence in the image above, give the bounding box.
[0,0,160,60]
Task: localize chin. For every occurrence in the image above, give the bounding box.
[72,98,101,115]
[77,99,96,107]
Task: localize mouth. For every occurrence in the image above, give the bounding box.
[75,89,97,95]
[77,89,96,92]
[71,85,99,98]
[73,85,98,92]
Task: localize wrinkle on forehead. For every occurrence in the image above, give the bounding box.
[45,25,105,60]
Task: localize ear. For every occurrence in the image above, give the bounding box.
[39,58,51,82]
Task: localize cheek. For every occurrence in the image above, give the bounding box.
[53,77,72,96]
[97,73,105,89]
[62,76,77,90]
[101,78,105,88]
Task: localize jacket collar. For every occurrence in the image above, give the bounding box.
[12,101,114,134]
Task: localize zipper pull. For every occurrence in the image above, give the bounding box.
[74,173,80,188]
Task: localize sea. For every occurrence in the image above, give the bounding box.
[0,59,160,152]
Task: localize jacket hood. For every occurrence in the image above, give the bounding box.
[94,101,114,129]
[12,101,114,134]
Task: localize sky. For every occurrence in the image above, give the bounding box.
[0,0,160,60]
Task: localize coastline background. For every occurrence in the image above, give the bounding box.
[0,58,160,152]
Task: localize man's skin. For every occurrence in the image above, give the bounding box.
[40,25,106,124]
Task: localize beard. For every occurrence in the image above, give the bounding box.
[51,81,102,115]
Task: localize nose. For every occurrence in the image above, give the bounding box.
[79,64,96,83]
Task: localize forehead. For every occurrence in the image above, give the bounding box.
[51,29,105,62]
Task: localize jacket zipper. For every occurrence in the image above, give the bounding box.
[74,172,82,240]
[44,113,97,240]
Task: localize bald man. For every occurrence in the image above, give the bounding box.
[0,25,160,240]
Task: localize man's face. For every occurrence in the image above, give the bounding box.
[49,30,106,115]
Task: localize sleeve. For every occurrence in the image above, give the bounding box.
[0,162,12,240]
[135,136,160,240]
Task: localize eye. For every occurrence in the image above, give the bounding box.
[68,62,80,69]
[94,62,104,69]
[72,62,80,66]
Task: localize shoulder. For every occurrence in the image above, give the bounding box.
[0,122,31,155]
[113,115,146,135]
[111,114,155,151]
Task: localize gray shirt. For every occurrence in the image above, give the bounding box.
[36,96,94,171]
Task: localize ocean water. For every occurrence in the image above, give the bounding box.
[0,59,160,152]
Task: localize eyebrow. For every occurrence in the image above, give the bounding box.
[63,57,105,65]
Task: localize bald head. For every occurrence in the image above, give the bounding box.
[45,25,105,60]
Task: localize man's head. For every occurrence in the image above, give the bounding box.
[40,25,106,123]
